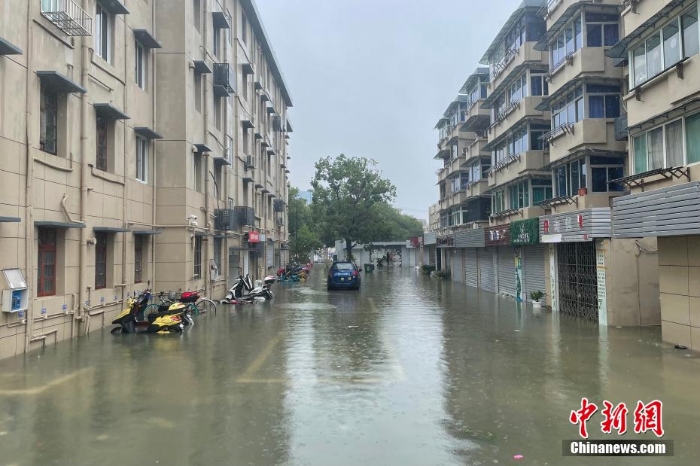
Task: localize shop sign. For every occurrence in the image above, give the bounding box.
[510,218,539,245]
[247,231,260,243]
[540,211,599,243]
[485,225,510,246]
[437,236,455,247]
[410,236,421,248]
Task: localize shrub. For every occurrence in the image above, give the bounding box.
[421,265,436,275]
[530,290,545,302]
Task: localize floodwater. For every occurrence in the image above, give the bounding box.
[0,267,698,466]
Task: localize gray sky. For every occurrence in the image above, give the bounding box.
[257,0,523,220]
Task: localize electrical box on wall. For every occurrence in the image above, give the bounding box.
[2,269,28,314]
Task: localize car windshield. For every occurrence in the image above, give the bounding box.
[333,263,354,271]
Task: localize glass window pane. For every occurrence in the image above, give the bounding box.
[587,24,602,47]
[646,33,663,77]
[683,10,699,57]
[592,167,608,192]
[663,20,682,66]
[648,127,664,169]
[571,160,580,191]
[567,102,576,124]
[604,24,619,46]
[575,17,583,49]
[634,134,647,174]
[633,45,647,86]
[686,112,700,164]
[589,95,605,118]
[557,166,567,196]
[605,95,620,118]
[665,120,684,167]
[608,167,624,191]
[577,98,584,122]
[566,26,574,54]
[580,160,587,189]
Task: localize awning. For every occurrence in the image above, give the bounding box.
[286,119,294,132]
[35,220,85,229]
[266,105,276,113]
[134,127,163,140]
[133,29,162,49]
[606,0,686,58]
[93,103,130,120]
[241,62,254,74]
[459,67,490,94]
[36,71,86,94]
[241,119,255,129]
[194,143,213,153]
[0,216,21,223]
[212,10,231,29]
[255,183,264,189]
[94,226,129,233]
[101,0,129,14]
[0,37,22,56]
[193,60,212,74]
[132,229,161,236]
[534,3,619,51]
[194,231,210,237]
[242,175,254,183]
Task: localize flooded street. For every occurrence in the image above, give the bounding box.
[1,268,698,465]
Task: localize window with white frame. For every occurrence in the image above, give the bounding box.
[555,158,587,197]
[552,86,584,128]
[630,7,699,87]
[509,181,530,209]
[135,43,147,89]
[590,155,624,192]
[585,12,619,47]
[508,74,528,105]
[136,136,148,182]
[633,112,700,174]
[551,14,583,68]
[586,84,621,119]
[530,73,549,96]
[492,190,506,214]
[508,127,528,156]
[95,3,112,62]
[532,178,553,204]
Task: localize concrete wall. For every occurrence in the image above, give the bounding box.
[657,236,700,350]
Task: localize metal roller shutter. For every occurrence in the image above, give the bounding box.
[450,250,464,283]
[478,248,496,292]
[523,244,547,302]
[497,247,517,298]
[465,248,478,288]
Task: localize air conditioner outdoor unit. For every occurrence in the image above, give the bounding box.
[245,155,255,169]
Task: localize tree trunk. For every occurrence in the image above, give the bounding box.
[345,238,353,262]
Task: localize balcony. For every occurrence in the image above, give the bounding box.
[41,0,93,36]
[489,96,547,140]
[214,209,238,231]
[463,137,489,164]
[461,100,491,133]
[213,63,235,97]
[547,48,623,92]
[489,43,545,93]
[547,119,627,165]
[487,150,549,188]
[465,179,489,198]
[614,113,628,141]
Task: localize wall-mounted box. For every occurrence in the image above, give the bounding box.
[2,269,28,313]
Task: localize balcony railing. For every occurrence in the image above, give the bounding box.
[614,113,629,141]
[41,0,93,36]
[234,206,255,227]
[490,48,518,83]
[215,209,238,231]
[213,63,235,97]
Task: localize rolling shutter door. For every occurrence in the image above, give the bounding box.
[451,250,464,283]
[478,248,496,292]
[523,244,547,301]
[497,247,517,298]
[465,248,478,288]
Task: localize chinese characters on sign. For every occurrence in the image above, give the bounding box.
[570,399,664,439]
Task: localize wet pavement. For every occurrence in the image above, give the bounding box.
[1,267,699,466]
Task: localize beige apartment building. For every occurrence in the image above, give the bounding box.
[533,0,660,326]
[609,0,700,348]
[0,0,291,359]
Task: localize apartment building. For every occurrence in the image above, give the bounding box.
[533,0,659,326]
[609,0,700,347]
[0,0,291,359]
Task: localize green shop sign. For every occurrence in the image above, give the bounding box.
[510,218,540,245]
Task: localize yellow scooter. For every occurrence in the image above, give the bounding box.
[111,290,186,335]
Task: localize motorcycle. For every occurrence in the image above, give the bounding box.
[221,274,274,303]
[111,290,186,335]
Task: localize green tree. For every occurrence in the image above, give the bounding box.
[311,155,396,258]
[291,225,322,263]
[287,187,321,263]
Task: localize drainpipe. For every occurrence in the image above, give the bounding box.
[121,10,129,304]
[23,0,35,353]
[150,0,158,292]
[202,0,210,295]
[77,0,91,329]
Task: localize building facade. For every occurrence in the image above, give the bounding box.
[0,0,291,359]
[609,0,700,347]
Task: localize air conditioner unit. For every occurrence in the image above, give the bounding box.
[245,155,255,169]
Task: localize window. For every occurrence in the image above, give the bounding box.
[194,152,203,192]
[38,228,57,297]
[531,130,546,150]
[40,84,58,154]
[587,84,621,119]
[552,86,583,128]
[492,190,505,214]
[633,134,648,174]
[193,0,201,33]
[214,97,222,130]
[551,14,583,68]
[241,12,248,44]
[630,9,700,87]
[136,136,148,182]
[215,165,223,199]
[213,27,221,58]
[194,236,202,278]
[585,12,619,47]
[509,181,529,209]
[135,43,147,89]
[687,112,700,164]
[555,159,587,197]
[95,233,108,289]
[507,74,527,104]
[589,155,625,192]
[214,238,222,275]
[95,3,112,62]
[134,236,143,283]
[648,127,664,170]
[509,127,528,156]
[532,178,553,204]
[194,73,202,112]
[531,73,549,96]
[242,127,250,155]
[96,117,108,171]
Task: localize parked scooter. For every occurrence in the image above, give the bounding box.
[111,290,186,335]
[221,274,274,303]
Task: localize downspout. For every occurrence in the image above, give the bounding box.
[78,0,91,329]
[121,9,129,304]
[150,0,158,292]
[202,0,210,295]
[24,0,35,353]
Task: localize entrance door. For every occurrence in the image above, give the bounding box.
[557,242,598,322]
[243,251,250,276]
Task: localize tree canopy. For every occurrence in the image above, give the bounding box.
[310,155,397,257]
[288,187,321,263]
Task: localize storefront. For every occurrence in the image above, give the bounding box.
[540,209,611,322]
[423,232,437,267]
[484,225,510,295]
[456,228,485,288]
[510,218,546,303]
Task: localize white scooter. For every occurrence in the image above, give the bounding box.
[221,274,275,303]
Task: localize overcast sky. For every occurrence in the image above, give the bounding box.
[256,0,523,220]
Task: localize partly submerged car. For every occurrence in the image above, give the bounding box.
[327,261,361,290]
